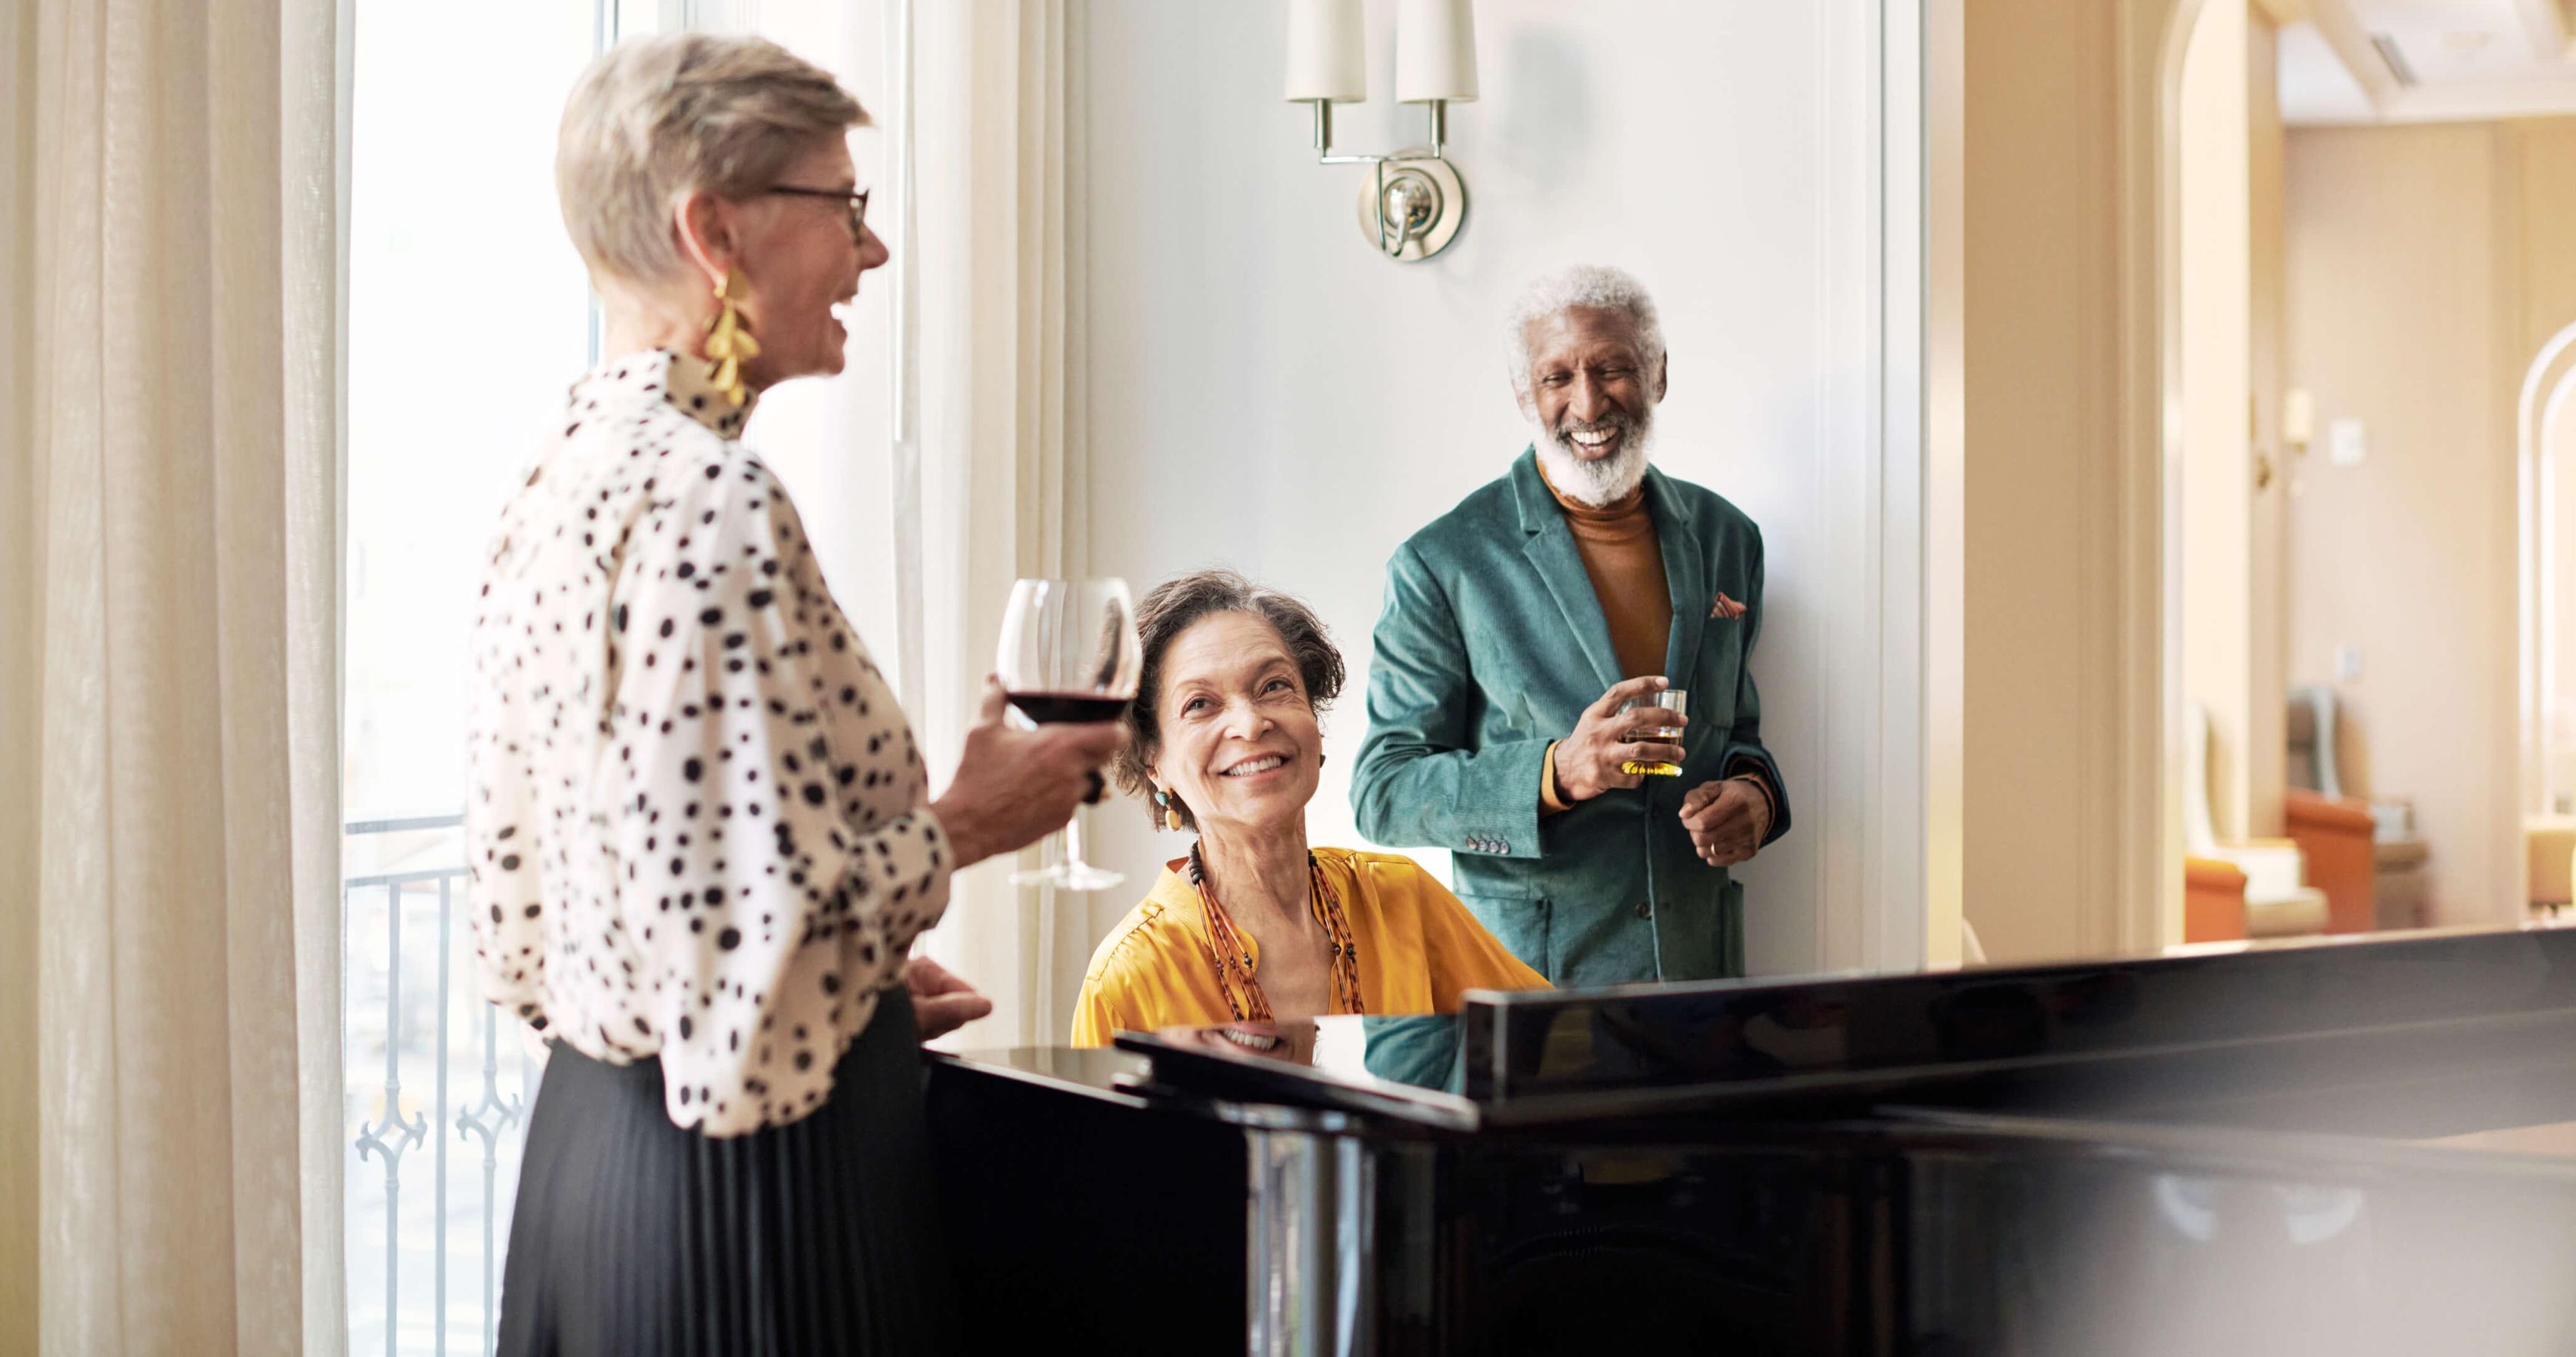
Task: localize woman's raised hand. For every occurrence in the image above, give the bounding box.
[930,678,1127,869]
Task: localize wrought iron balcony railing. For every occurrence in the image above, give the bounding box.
[343,811,535,1357]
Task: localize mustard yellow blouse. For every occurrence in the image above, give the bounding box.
[1071,847,1549,1047]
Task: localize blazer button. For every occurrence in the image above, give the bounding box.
[1633,901,1651,920]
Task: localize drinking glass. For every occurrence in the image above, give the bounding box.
[995,577,1141,890]
[1620,688,1688,778]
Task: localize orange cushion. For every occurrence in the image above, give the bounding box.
[2184,856,2248,942]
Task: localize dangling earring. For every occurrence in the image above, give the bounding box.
[1154,788,1183,833]
[702,267,761,408]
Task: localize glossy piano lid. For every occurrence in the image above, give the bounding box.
[1112,1015,1483,1130]
[1096,924,2576,1138]
[950,926,2576,1141]
[941,1017,1482,1129]
[1138,1013,1465,1086]
[1454,923,2576,1128]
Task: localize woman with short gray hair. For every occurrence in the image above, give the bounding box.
[468,31,1122,1353]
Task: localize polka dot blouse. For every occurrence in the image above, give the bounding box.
[467,349,950,1137]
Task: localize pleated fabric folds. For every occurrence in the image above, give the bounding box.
[498,997,956,1356]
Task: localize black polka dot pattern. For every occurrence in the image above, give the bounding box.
[467,350,950,1137]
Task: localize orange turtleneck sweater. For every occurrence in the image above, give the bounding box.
[1544,470,1673,681]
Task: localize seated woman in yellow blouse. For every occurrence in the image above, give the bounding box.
[1073,570,1546,1046]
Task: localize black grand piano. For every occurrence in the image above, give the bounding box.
[926,926,2576,1355]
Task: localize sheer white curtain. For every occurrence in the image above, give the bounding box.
[2,0,348,1350]
[900,0,1097,1048]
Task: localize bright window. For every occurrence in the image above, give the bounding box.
[342,3,598,1352]
[341,2,888,1352]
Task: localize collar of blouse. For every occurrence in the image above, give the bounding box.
[570,348,759,439]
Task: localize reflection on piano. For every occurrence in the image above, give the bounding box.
[927,927,2576,1355]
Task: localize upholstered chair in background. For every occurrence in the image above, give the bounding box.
[2285,685,2427,930]
[2183,856,2249,943]
[2186,701,2329,938]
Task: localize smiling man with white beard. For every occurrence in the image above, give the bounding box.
[1351,265,1789,986]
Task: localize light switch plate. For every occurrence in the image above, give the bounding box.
[2329,417,2367,467]
[2335,643,2362,682]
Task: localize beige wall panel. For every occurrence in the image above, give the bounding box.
[2512,120,2576,354]
[1962,0,2124,962]
[2283,123,2506,920]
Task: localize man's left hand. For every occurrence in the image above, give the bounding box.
[905,955,994,1042]
[1680,778,1770,868]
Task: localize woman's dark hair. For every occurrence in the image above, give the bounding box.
[1115,569,1345,831]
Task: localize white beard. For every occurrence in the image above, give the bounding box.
[1530,413,1653,507]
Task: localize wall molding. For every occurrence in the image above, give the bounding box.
[1734,0,1964,976]
[2516,322,2576,885]
[1805,0,1938,976]
[1912,0,1964,970]
[2125,0,2202,954]
[2142,0,2209,953]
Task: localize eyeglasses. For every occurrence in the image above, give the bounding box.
[762,185,870,243]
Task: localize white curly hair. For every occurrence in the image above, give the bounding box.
[1504,264,1667,404]
[1507,265,1667,506]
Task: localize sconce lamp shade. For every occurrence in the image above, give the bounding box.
[2283,387,2316,446]
[1396,0,1478,103]
[1285,0,1367,103]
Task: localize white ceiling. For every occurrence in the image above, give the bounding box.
[2279,0,2576,124]
[2279,21,2380,122]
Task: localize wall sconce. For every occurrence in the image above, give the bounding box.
[1284,0,1476,262]
[2283,387,2315,454]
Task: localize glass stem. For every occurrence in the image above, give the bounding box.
[1062,805,1091,871]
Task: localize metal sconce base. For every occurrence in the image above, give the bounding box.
[1306,99,1470,263]
[1356,152,1466,262]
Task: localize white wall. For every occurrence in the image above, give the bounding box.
[1072,0,1883,982]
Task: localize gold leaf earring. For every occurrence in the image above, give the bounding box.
[702,267,761,408]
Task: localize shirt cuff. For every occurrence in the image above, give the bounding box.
[1540,741,1571,815]
[1723,767,1778,838]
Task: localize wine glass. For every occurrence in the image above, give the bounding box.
[995,577,1142,890]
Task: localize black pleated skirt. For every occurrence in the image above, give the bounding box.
[496,996,957,1356]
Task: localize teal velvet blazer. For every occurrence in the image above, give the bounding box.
[1351,449,1789,986]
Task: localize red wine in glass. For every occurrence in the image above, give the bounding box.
[995,578,1142,890]
[1005,692,1131,725]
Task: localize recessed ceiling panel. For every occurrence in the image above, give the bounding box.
[2346,0,2572,87]
[2280,21,2383,122]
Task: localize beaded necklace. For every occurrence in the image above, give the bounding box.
[1186,841,1366,1023]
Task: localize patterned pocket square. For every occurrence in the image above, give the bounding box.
[1710,591,1748,620]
